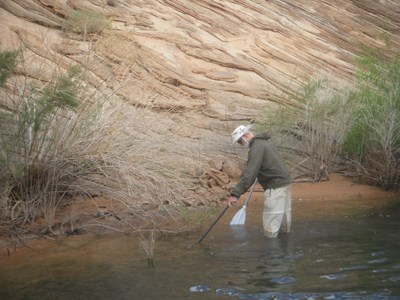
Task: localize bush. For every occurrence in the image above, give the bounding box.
[64,9,110,35]
[343,45,400,189]
[0,51,193,233]
[0,49,19,86]
[259,79,355,180]
[260,43,399,190]
[0,63,83,227]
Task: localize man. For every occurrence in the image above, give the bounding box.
[228,124,292,238]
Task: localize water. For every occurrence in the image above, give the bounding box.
[1,197,400,300]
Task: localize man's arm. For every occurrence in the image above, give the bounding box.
[229,142,263,205]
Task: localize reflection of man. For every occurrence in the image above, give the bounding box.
[228,124,292,238]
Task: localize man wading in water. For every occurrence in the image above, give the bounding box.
[228,124,292,238]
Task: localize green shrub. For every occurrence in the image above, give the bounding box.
[29,66,80,132]
[0,49,19,86]
[342,121,367,159]
[64,9,110,34]
[0,64,82,226]
[260,42,399,189]
[0,57,193,233]
[259,79,355,180]
[343,44,400,189]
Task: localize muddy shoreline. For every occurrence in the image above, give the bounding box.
[1,174,399,257]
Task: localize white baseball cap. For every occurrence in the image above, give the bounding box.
[231,124,252,144]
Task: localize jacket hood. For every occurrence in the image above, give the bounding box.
[249,132,271,146]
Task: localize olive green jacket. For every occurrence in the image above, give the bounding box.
[231,133,292,198]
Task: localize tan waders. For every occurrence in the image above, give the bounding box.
[263,185,292,238]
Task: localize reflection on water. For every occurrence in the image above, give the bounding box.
[1,197,400,300]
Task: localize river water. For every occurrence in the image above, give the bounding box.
[1,196,400,300]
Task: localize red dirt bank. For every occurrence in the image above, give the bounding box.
[0,173,398,256]
[292,174,399,201]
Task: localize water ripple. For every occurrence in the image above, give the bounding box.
[340,265,368,271]
[389,275,400,282]
[189,285,211,292]
[215,288,399,300]
[216,288,241,297]
[270,276,296,284]
[371,250,385,257]
[368,258,389,264]
[320,274,347,280]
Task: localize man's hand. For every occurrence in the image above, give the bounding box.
[228,195,239,207]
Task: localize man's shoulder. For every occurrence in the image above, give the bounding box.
[252,136,272,146]
[249,137,272,152]
[254,132,271,140]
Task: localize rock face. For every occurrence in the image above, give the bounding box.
[1,0,400,200]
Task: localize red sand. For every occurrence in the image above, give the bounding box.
[292,173,399,201]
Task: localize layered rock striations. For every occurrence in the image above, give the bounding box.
[1,0,399,198]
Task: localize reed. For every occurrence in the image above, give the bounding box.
[259,78,356,180]
[259,42,400,190]
[0,47,195,235]
[139,227,159,268]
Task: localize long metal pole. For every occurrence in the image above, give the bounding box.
[198,205,229,244]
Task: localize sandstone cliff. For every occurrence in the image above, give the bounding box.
[1,0,400,204]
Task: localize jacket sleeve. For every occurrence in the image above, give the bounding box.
[231,141,263,198]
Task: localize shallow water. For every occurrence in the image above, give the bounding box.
[1,196,400,300]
